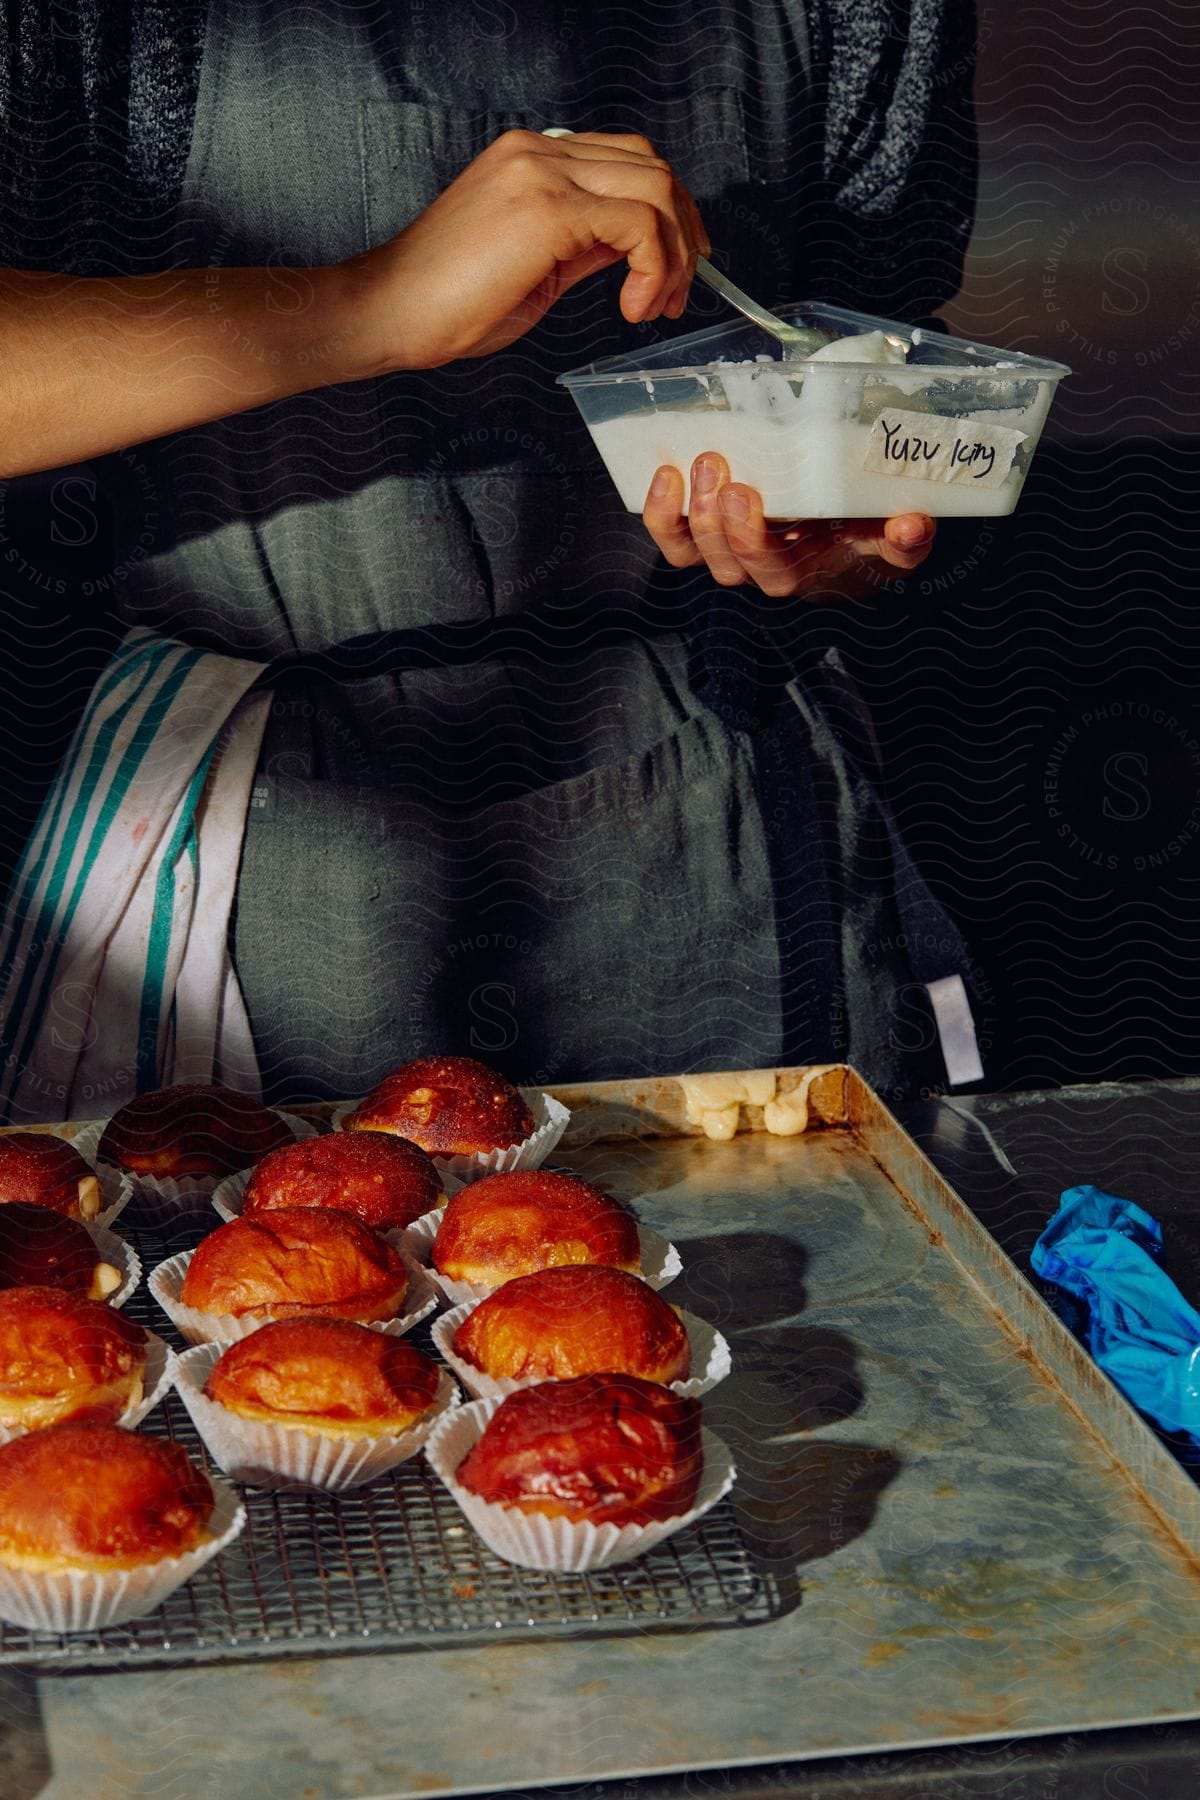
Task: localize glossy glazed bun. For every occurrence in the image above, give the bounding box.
[242,1131,441,1231]
[0,1422,213,1572]
[0,1287,148,1429]
[432,1171,640,1287]
[205,1318,442,1438]
[0,1133,101,1220]
[97,1083,293,1179]
[180,1210,409,1323]
[0,1204,121,1301]
[456,1374,703,1526]
[453,1266,690,1386]
[344,1057,534,1156]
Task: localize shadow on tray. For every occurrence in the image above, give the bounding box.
[670,1231,809,1329]
[0,1672,51,1800]
[730,1439,902,1617]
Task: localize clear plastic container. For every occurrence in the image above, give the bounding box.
[558,303,1070,520]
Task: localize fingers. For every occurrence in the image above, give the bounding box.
[645,457,819,594]
[641,465,704,567]
[519,128,708,321]
[883,512,936,566]
[716,484,818,596]
[683,454,751,586]
[640,461,939,600]
[569,164,693,319]
[540,243,625,304]
[664,183,710,317]
[577,197,675,318]
[837,513,936,572]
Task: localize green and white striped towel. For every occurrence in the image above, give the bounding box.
[0,628,270,1123]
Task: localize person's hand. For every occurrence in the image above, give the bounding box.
[642,455,936,598]
[341,129,710,374]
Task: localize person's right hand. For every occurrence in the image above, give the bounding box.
[340,129,710,374]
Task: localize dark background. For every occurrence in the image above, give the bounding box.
[802,0,1200,1088]
[2,1,1198,1093]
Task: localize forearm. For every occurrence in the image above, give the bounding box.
[0,129,706,478]
[0,262,369,478]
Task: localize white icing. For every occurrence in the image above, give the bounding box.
[807,329,909,365]
[593,406,1031,518]
[762,1065,837,1136]
[679,1071,776,1140]
[584,333,1053,520]
[678,1068,834,1140]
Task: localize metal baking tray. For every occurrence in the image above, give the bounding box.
[11,1065,1200,1787]
[0,1249,773,1672]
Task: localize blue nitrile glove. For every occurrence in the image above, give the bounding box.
[1032,1184,1200,1444]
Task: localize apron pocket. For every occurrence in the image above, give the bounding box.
[232,708,783,1095]
[399,706,783,1084]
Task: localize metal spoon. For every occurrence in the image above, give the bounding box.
[693,257,825,357]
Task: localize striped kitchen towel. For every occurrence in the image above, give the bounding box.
[0,628,270,1123]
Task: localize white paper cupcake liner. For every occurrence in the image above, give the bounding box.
[60,1121,133,1229]
[425,1397,736,1571]
[173,1343,461,1490]
[88,1222,142,1310]
[210,1165,447,1230]
[331,1089,570,1186]
[0,1476,246,1633]
[404,1210,682,1308]
[0,1329,175,1447]
[148,1241,438,1347]
[432,1302,731,1402]
[90,1109,317,1230]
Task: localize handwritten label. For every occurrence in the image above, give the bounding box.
[863,408,1028,489]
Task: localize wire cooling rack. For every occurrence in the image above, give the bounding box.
[0,1224,777,1672]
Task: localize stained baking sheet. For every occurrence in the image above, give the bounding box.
[12,1068,1200,1796]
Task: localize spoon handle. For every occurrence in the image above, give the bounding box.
[693,257,805,347]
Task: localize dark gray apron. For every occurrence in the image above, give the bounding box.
[116,0,944,1103]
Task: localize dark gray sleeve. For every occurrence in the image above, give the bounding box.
[799,0,979,318]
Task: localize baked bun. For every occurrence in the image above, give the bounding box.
[97,1083,293,1179]
[242,1131,441,1232]
[0,1133,101,1220]
[453,1266,691,1386]
[0,1288,148,1429]
[204,1317,442,1438]
[180,1209,409,1323]
[344,1056,535,1156]
[456,1374,703,1526]
[0,1422,212,1572]
[0,1204,121,1302]
[433,1171,640,1287]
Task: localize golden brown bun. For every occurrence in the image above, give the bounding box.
[0,1204,119,1302]
[180,1209,409,1322]
[456,1374,703,1526]
[0,1422,213,1571]
[0,1287,148,1428]
[344,1057,535,1156]
[242,1131,441,1231]
[432,1171,640,1287]
[97,1083,293,1179]
[0,1134,101,1220]
[205,1317,442,1436]
[453,1266,691,1385]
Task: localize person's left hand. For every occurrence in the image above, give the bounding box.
[642,454,935,598]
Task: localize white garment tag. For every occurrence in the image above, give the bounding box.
[863,408,1026,489]
[926,974,984,1087]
